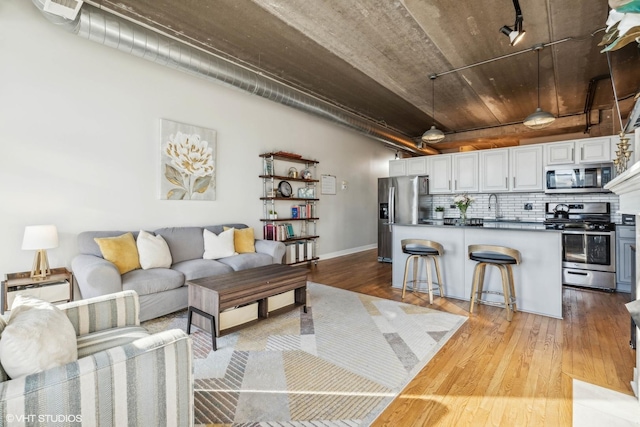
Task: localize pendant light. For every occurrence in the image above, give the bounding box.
[523,44,556,129]
[421,74,445,144]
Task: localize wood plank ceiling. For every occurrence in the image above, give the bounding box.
[89,0,640,154]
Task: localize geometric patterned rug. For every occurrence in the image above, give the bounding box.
[142,282,467,426]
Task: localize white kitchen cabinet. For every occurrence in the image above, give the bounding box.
[576,137,611,163]
[389,159,407,176]
[406,157,427,175]
[452,152,479,193]
[427,154,452,194]
[510,145,543,191]
[546,137,611,165]
[479,149,509,192]
[546,141,575,165]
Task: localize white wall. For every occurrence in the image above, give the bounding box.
[0,1,392,277]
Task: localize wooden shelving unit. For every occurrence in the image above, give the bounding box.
[260,152,319,265]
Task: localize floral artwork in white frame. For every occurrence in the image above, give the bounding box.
[160,119,216,201]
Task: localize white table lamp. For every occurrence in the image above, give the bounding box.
[22,225,59,279]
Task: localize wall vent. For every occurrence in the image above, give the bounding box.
[43,0,82,20]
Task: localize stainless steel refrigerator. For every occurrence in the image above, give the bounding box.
[378,176,429,262]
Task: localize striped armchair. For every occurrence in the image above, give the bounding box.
[0,290,193,426]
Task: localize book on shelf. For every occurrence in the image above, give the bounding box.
[291,206,299,219]
[264,223,289,241]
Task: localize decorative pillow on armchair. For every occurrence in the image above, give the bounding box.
[0,295,77,379]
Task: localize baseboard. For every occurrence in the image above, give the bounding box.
[319,244,376,261]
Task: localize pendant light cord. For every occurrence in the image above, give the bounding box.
[431,74,436,126]
[606,51,625,132]
[536,48,540,109]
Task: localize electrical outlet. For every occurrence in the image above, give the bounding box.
[524,203,533,210]
[450,204,456,209]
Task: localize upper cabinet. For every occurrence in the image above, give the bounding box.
[452,152,479,193]
[511,145,543,191]
[545,137,611,165]
[577,137,611,163]
[406,157,427,175]
[427,153,478,194]
[427,154,453,194]
[389,157,426,176]
[479,146,543,192]
[479,149,509,192]
[389,159,407,177]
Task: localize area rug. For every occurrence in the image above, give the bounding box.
[143,282,467,426]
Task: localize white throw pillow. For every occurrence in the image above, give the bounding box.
[203,228,236,259]
[0,295,77,379]
[136,230,172,269]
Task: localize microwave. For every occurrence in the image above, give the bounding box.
[545,163,613,193]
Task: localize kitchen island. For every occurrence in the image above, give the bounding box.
[393,221,563,318]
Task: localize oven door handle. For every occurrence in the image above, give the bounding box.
[561,230,613,236]
[566,271,589,276]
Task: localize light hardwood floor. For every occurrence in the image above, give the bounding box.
[307,249,636,426]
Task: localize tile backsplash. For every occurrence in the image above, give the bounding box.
[422,192,621,223]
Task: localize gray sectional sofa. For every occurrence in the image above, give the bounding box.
[71,224,286,321]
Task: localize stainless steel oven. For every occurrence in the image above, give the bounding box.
[544,202,616,290]
[562,229,616,290]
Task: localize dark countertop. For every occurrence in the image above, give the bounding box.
[398,218,555,231]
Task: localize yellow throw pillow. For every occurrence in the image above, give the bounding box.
[224,227,255,253]
[94,232,141,274]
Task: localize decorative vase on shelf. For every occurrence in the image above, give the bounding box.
[435,211,444,219]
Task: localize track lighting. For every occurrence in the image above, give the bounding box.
[421,75,445,144]
[500,0,525,46]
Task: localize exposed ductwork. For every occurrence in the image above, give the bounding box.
[32,0,435,156]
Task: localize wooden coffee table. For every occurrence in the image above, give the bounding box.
[186,264,308,350]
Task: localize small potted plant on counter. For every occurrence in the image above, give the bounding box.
[435,206,445,219]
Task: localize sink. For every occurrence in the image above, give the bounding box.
[483,218,521,223]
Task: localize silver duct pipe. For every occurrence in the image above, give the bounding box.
[32,0,435,155]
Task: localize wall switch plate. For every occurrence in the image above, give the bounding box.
[524,203,533,210]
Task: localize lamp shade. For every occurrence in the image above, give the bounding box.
[22,225,59,250]
[421,126,445,143]
[523,107,556,130]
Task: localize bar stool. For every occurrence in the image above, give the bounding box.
[401,239,445,304]
[468,244,521,321]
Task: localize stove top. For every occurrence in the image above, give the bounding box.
[543,201,614,231]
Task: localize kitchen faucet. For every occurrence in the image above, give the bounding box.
[488,193,502,219]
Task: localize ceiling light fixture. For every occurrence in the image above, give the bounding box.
[421,74,445,144]
[500,0,526,46]
[523,44,556,129]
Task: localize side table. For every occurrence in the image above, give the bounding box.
[1,267,73,314]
